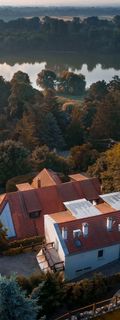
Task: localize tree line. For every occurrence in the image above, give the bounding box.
[0,15,120,53]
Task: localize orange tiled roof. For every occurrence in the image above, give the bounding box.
[69,174,88,181]
[16,183,33,191]
[57,178,101,202]
[32,168,61,188]
[0,170,101,240]
[96,203,116,214]
[50,210,75,223]
[58,211,120,254]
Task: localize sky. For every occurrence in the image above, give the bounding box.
[0,0,120,7]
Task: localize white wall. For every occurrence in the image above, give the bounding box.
[44,216,120,280]
[0,203,16,238]
[44,215,67,262]
[65,244,120,280]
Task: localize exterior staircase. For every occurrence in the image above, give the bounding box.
[37,242,64,272]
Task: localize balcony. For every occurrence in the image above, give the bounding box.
[37,242,64,272]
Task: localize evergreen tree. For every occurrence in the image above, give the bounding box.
[0,275,38,320]
[31,272,64,317]
[39,112,66,150]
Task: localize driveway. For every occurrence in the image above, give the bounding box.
[0,252,40,277]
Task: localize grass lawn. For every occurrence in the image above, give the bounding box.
[96,309,120,320]
[56,95,84,105]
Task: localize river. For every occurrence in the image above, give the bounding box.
[0,52,120,89]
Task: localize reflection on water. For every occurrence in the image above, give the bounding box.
[69,64,120,88]
[0,52,120,89]
[0,62,47,89]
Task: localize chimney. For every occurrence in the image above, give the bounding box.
[38,178,41,188]
[107,217,112,231]
[62,227,67,240]
[82,223,88,237]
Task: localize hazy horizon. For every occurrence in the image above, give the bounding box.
[0,0,120,7]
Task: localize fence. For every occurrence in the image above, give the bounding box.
[54,295,120,320]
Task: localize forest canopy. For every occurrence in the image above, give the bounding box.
[0,70,120,192]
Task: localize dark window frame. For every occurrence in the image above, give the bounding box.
[29,211,40,219]
[98,249,104,258]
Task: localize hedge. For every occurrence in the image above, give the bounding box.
[9,235,44,249]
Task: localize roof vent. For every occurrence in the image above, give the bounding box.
[107,217,112,231]
[82,223,88,237]
[62,227,67,240]
[73,229,82,238]
[92,200,97,206]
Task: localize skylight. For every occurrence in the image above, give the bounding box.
[100,192,120,210]
[64,199,101,219]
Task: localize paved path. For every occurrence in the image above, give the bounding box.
[0,252,40,277]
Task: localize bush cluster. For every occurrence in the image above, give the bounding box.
[16,272,120,319]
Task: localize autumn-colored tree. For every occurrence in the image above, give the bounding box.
[14,113,38,151]
[70,143,99,172]
[90,90,120,141]
[88,143,120,193]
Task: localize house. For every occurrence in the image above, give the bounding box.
[0,169,100,240]
[37,192,120,280]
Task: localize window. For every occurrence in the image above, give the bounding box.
[98,249,104,258]
[29,211,40,219]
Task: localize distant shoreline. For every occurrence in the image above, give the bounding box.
[0,6,120,21]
